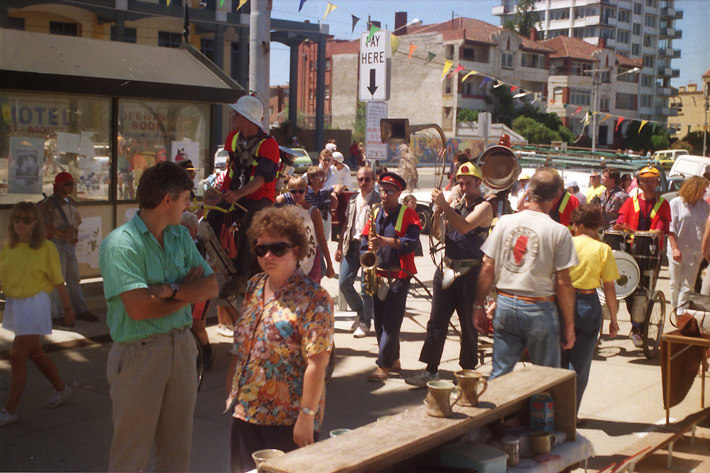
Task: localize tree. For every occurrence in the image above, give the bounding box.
[353,100,366,143]
[457,108,479,122]
[489,86,516,127]
[513,116,563,144]
[625,121,670,152]
[504,0,540,37]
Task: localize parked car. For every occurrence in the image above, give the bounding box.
[213,146,228,170]
[287,147,316,174]
[669,154,710,179]
[651,149,689,170]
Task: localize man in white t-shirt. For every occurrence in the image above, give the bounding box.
[473,167,578,379]
[331,152,353,190]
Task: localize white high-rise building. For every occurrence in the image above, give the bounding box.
[493,0,682,123]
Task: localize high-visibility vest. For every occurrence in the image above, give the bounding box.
[630,195,665,230]
[374,204,408,235]
[227,131,268,185]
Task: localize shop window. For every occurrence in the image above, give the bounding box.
[158,31,182,48]
[0,92,111,204]
[49,21,78,36]
[117,100,210,201]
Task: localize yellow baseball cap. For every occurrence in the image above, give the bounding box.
[638,166,660,178]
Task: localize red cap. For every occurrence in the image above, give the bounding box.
[498,134,511,148]
[54,172,74,185]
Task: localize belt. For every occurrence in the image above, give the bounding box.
[497,290,554,303]
[576,289,597,294]
[444,257,482,271]
[376,268,405,279]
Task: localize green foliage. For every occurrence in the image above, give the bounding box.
[513,116,563,144]
[677,131,706,154]
[490,86,516,127]
[457,108,479,123]
[625,120,670,152]
[513,105,575,144]
[503,19,516,32]
[353,100,366,143]
[510,0,540,37]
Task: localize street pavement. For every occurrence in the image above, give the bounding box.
[1,170,708,472]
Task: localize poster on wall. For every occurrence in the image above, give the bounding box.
[76,216,102,269]
[171,140,201,188]
[8,136,44,194]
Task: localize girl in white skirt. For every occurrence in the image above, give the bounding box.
[0,202,75,426]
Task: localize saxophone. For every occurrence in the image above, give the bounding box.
[360,204,380,296]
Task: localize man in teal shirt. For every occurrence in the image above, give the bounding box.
[100,161,218,472]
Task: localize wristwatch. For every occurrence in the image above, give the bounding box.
[168,283,179,300]
[300,407,316,416]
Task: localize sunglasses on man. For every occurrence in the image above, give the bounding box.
[254,242,294,257]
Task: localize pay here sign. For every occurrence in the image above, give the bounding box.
[359,30,390,102]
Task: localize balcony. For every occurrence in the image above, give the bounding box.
[658,66,672,76]
[675,9,683,19]
[660,6,675,17]
[671,68,680,78]
[656,85,672,96]
[667,27,682,39]
[492,5,509,15]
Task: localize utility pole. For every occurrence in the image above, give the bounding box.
[704,83,708,157]
[591,70,599,152]
[249,0,271,131]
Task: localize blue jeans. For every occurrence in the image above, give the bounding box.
[373,278,410,368]
[50,238,88,318]
[338,244,373,326]
[561,292,602,410]
[489,295,560,380]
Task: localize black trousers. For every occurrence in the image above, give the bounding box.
[418,267,480,373]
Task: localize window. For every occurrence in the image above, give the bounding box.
[634,3,642,14]
[640,94,653,107]
[572,61,592,76]
[158,31,182,48]
[462,47,475,61]
[632,43,640,55]
[619,9,631,23]
[444,77,453,95]
[7,17,24,30]
[549,8,570,20]
[0,91,112,204]
[570,88,592,106]
[599,97,610,111]
[616,92,637,110]
[49,21,78,36]
[461,77,486,96]
[325,86,330,100]
[325,59,331,71]
[501,52,513,69]
[442,107,453,131]
[200,38,216,62]
[644,14,656,27]
[646,0,656,7]
[230,42,241,82]
[601,70,611,83]
[583,27,598,38]
[643,35,654,47]
[633,23,641,35]
[521,53,543,68]
[643,54,655,67]
[600,28,614,40]
[618,68,638,82]
[601,6,616,24]
[617,30,630,43]
[598,125,609,145]
[617,49,629,57]
[445,45,455,60]
[573,29,584,39]
[111,26,137,43]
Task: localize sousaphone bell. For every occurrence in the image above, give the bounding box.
[478,145,521,191]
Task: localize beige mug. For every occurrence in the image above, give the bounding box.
[529,431,557,456]
[454,369,488,407]
[425,380,462,417]
[252,449,285,472]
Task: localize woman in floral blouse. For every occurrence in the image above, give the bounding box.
[226,206,334,473]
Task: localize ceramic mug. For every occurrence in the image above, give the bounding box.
[329,428,352,438]
[252,449,285,472]
[529,431,557,456]
[502,435,520,466]
[425,380,462,417]
[454,369,488,407]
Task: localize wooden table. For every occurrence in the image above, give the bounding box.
[660,330,710,424]
[261,365,577,473]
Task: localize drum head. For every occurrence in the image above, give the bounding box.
[612,250,640,299]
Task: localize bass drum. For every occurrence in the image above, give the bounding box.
[611,250,641,299]
[289,206,318,276]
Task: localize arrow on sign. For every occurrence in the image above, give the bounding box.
[367,69,378,96]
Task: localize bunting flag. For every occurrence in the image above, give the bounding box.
[424,52,436,64]
[237,0,247,10]
[447,65,465,79]
[615,116,624,131]
[510,85,519,93]
[1,104,10,122]
[549,99,556,104]
[638,120,648,133]
[601,114,611,123]
[479,77,491,89]
[571,106,583,116]
[390,34,400,54]
[461,70,478,82]
[583,112,591,126]
[166,0,171,5]
[366,25,380,42]
[408,43,417,62]
[299,0,308,12]
[492,80,503,88]
[441,59,453,80]
[513,92,528,99]
[219,0,225,6]
[351,15,360,33]
[322,2,336,20]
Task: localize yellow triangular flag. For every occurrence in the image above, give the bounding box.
[237,0,247,10]
[166,0,171,5]
[441,59,453,80]
[583,112,590,126]
[601,114,611,123]
[390,34,400,54]
[639,120,648,133]
[322,2,336,20]
[461,70,478,82]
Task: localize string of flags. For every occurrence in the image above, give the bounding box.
[242,0,669,134]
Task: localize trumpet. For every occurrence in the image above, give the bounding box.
[360,204,380,296]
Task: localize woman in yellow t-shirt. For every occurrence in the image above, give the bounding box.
[0,202,75,427]
[564,204,620,417]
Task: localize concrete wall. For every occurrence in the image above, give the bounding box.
[330,52,359,130]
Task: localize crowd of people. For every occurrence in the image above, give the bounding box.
[4,91,710,473]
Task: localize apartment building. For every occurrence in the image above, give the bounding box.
[493,0,682,124]
[669,70,710,137]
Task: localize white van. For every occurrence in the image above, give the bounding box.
[652,149,689,161]
[668,154,710,178]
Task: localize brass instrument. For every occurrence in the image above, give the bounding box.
[478,145,521,191]
[360,205,380,296]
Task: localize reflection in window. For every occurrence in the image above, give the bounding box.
[118,100,209,201]
[0,92,111,204]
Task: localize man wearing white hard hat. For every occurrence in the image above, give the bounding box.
[210,94,280,289]
[331,151,353,190]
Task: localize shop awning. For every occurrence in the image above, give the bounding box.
[0,29,244,103]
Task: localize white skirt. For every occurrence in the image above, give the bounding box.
[2,292,52,336]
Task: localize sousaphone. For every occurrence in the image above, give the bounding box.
[478,145,521,191]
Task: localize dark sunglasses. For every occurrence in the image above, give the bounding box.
[357,177,372,183]
[380,188,397,196]
[254,242,294,257]
[13,216,34,224]
[290,189,306,194]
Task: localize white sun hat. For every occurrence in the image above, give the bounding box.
[229,95,265,131]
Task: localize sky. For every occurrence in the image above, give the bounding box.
[268,0,710,88]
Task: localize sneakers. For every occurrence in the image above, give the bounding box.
[76,311,99,322]
[631,332,643,347]
[0,408,18,426]
[45,385,72,408]
[349,317,361,332]
[217,325,234,338]
[405,370,439,388]
[353,323,370,338]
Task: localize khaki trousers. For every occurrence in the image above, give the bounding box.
[107,327,197,472]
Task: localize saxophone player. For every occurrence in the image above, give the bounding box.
[405,163,493,387]
[361,172,421,382]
